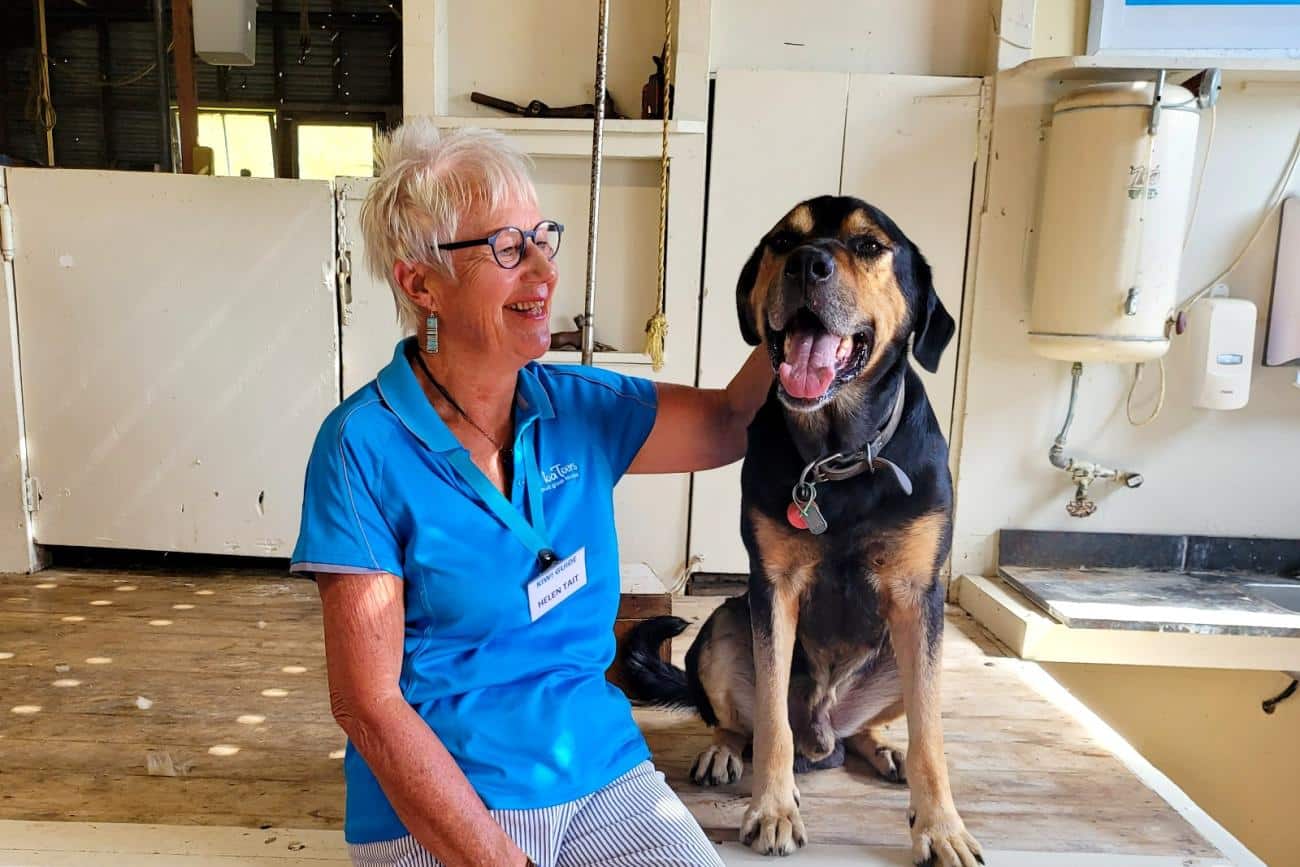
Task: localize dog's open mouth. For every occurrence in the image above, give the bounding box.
[767,309,871,404]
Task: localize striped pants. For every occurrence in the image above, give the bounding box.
[348,761,724,867]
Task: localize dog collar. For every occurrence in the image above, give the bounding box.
[788,382,911,534]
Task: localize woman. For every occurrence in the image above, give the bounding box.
[290,118,772,867]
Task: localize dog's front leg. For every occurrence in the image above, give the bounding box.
[882,520,982,867]
[741,577,807,856]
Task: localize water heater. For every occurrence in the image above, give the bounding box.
[1030,81,1201,363]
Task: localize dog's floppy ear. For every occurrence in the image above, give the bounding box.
[735,241,765,346]
[910,249,955,373]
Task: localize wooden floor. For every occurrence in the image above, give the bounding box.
[0,568,1225,862]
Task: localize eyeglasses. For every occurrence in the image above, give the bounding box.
[434,220,564,269]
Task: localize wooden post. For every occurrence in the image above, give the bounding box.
[172,0,198,173]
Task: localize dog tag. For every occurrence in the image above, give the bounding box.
[802,499,829,535]
[786,501,808,530]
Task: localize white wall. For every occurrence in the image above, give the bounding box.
[709,0,992,78]
[952,71,1300,577]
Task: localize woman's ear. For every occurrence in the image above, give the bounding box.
[393,260,438,311]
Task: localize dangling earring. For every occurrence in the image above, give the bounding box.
[425,310,439,354]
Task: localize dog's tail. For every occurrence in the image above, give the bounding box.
[618,616,696,712]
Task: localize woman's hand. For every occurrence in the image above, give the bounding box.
[627,345,772,475]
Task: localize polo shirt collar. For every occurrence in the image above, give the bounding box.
[376,338,554,454]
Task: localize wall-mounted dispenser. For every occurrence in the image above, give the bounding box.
[1185,289,1257,410]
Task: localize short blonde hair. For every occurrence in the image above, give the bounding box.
[359,118,537,333]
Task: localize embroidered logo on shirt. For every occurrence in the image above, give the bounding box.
[541,461,580,492]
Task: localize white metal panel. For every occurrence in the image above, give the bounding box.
[0,171,41,571]
[840,73,982,437]
[8,169,337,556]
[690,69,851,575]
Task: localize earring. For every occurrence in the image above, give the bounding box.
[425,311,439,354]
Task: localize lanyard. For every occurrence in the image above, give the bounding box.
[447,430,558,570]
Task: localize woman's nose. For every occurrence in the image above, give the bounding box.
[520,239,556,280]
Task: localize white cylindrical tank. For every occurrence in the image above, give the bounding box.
[1029,81,1201,363]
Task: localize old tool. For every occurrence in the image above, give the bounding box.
[470,91,626,120]
[550,316,615,353]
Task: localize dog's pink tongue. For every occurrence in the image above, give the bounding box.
[779,329,840,400]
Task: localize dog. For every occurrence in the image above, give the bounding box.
[620,196,982,866]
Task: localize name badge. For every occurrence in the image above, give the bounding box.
[526,548,588,622]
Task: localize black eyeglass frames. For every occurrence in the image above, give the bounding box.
[433,220,564,269]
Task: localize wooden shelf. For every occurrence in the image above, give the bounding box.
[1010,54,1300,82]
[431,117,706,159]
[434,116,706,135]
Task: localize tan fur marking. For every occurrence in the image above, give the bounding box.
[747,508,809,819]
[752,582,799,793]
[877,511,947,615]
[879,511,958,818]
[750,509,820,597]
[749,250,783,341]
[841,210,891,247]
[697,603,751,733]
[840,243,907,379]
[787,204,814,234]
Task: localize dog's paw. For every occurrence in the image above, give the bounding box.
[795,723,837,763]
[907,804,983,867]
[690,743,743,786]
[867,744,907,784]
[740,789,807,856]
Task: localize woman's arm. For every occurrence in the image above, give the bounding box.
[627,344,772,475]
[317,572,530,867]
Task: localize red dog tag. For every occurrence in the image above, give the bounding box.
[786,501,808,530]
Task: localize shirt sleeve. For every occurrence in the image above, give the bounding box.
[562,367,659,481]
[289,410,404,578]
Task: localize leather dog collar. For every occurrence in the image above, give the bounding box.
[788,382,911,533]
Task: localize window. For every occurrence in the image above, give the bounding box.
[296,124,376,180]
[176,110,277,178]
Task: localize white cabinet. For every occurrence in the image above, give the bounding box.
[5,169,337,557]
[690,70,982,575]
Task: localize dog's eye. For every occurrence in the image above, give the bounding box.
[768,233,797,254]
[852,236,883,258]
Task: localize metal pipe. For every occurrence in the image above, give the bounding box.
[580,0,611,366]
[153,0,173,171]
[1047,362,1144,517]
[1049,362,1083,470]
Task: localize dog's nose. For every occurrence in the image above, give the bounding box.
[784,246,836,287]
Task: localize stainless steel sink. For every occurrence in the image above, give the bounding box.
[1247,582,1300,613]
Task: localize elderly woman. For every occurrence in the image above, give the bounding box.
[290,118,771,867]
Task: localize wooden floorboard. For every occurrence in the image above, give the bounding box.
[0,569,1222,859]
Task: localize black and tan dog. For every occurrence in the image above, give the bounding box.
[621,196,982,866]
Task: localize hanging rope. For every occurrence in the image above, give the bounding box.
[643,0,673,371]
[26,0,57,164]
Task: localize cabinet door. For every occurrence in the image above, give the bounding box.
[690,69,852,575]
[8,169,337,556]
[689,72,980,575]
[840,73,981,437]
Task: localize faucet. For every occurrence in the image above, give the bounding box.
[1048,363,1144,517]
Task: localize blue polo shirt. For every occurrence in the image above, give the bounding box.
[290,338,659,844]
